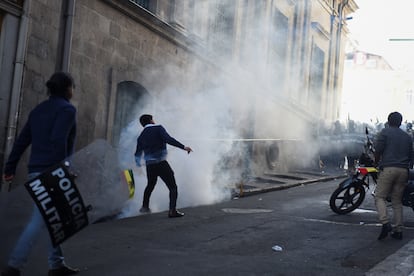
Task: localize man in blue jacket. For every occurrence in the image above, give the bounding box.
[2,72,79,276]
[135,114,192,218]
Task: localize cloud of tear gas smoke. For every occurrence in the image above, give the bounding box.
[117,2,324,218]
[117,86,241,217]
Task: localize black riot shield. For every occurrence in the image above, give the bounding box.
[25,163,89,247]
[24,139,134,246]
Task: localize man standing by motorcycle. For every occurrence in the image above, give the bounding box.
[374,111,413,240]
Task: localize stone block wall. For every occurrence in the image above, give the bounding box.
[21,0,62,114]
[69,0,202,148]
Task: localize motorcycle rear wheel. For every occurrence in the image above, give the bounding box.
[329,184,366,214]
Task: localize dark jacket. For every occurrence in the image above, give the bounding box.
[374,126,413,169]
[4,96,77,174]
[135,124,184,165]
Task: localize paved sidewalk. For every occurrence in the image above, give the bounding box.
[365,239,414,276]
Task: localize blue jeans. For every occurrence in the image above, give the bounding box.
[8,173,65,269]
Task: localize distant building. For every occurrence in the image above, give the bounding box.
[345,51,393,70]
[341,50,414,124]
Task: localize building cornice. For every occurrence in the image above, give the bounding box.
[311,22,330,39]
[101,0,198,52]
[345,0,359,14]
[0,0,23,16]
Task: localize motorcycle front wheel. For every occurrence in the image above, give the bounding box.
[329,183,366,214]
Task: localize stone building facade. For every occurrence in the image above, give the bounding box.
[0,0,357,188]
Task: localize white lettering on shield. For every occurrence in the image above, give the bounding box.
[52,168,87,230]
[29,179,65,243]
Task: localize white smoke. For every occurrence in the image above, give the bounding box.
[117,81,240,217]
[116,2,324,217]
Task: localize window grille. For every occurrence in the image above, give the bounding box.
[130,0,150,9]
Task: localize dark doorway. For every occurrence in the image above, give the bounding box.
[112,81,151,146]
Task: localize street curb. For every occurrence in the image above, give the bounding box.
[237,174,348,197]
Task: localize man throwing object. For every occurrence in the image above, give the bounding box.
[134,114,192,218]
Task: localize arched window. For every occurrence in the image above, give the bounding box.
[271,8,289,90]
[309,44,325,116]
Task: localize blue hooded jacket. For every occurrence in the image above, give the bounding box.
[4,96,77,174]
[134,124,184,166]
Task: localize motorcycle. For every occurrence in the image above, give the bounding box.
[329,128,414,215]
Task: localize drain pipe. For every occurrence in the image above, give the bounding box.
[332,0,349,118]
[3,0,30,175]
[61,0,75,71]
[334,0,349,88]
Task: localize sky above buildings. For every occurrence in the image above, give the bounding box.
[348,0,414,70]
[341,0,414,123]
